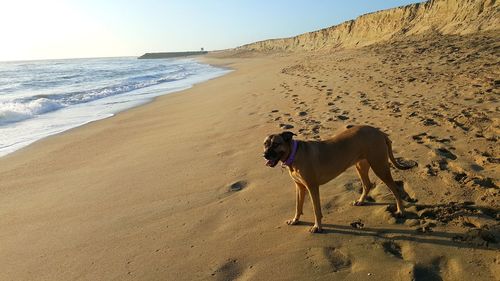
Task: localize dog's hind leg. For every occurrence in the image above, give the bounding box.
[370,161,405,216]
[353,159,374,206]
[286,182,307,225]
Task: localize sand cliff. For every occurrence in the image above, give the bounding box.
[237,0,499,52]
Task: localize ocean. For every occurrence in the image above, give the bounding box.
[0,57,230,157]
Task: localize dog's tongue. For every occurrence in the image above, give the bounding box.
[265,159,276,167]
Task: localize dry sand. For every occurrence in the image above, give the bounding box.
[1,28,499,281]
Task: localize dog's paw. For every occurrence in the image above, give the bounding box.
[309,225,323,233]
[353,200,365,206]
[286,218,300,225]
[394,211,405,218]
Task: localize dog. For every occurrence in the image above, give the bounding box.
[263,125,413,233]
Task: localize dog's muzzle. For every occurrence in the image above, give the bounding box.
[263,149,281,167]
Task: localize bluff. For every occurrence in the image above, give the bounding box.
[237,0,499,52]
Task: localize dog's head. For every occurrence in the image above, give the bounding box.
[263,131,296,167]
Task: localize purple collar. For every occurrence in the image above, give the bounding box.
[283,140,298,166]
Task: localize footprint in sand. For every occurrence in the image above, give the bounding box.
[435,147,457,160]
[298,128,307,134]
[411,258,443,281]
[306,247,351,273]
[381,241,403,259]
[311,125,321,135]
[422,118,438,126]
[229,181,247,192]
[452,225,499,247]
[412,133,453,146]
[211,259,242,280]
[394,158,418,170]
[475,150,500,164]
[350,220,364,229]
[415,221,436,233]
[280,124,294,130]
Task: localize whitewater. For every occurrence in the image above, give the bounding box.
[0,57,230,157]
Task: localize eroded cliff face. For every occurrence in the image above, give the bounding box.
[237,0,499,52]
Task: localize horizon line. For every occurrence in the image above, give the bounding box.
[0,49,220,63]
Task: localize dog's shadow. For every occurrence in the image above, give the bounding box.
[357,201,498,222]
[291,202,499,251]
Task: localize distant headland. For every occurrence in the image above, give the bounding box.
[138,51,208,59]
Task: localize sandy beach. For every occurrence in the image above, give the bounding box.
[1,1,499,280]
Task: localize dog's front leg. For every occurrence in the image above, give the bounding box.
[307,185,323,233]
[286,182,306,225]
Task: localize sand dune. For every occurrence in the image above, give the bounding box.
[0,0,498,280]
[236,0,499,51]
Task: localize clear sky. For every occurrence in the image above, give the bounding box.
[0,0,423,61]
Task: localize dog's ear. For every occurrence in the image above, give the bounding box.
[281,131,296,142]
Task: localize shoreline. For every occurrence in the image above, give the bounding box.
[0,57,232,159]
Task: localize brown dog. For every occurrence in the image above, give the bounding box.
[263,125,412,233]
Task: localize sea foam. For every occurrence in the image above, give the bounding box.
[0,57,230,157]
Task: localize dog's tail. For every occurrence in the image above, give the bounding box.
[385,135,414,170]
